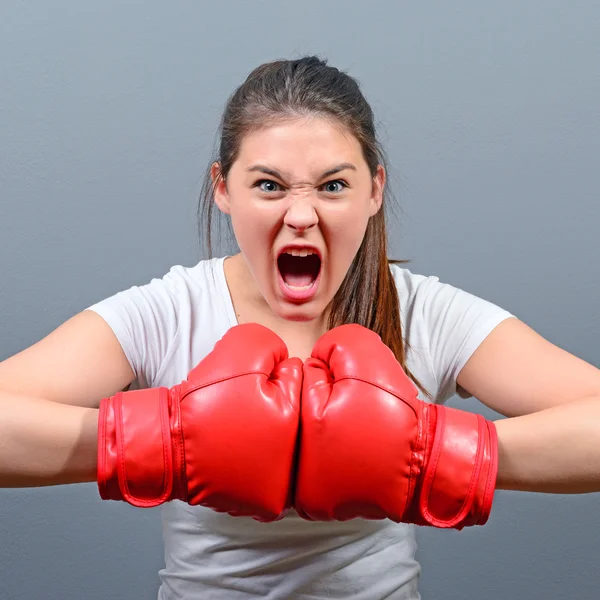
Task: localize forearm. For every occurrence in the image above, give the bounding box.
[0,390,98,487]
[495,394,600,493]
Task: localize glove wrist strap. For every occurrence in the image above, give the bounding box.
[98,388,178,507]
[415,406,498,529]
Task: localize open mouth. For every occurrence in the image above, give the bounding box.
[277,248,322,300]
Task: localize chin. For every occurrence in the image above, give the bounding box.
[271,298,326,323]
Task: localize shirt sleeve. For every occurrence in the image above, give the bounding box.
[418,276,516,403]
[84,268,182,389]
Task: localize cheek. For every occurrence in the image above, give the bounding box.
[228,201,280,253]
[326,206,371,257]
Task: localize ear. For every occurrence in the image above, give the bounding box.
[211,162,231,215]
[369,165,385,216]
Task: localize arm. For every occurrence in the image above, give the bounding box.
[0,391,98,487]
[0,310,135,486]
[457,317,600,493]
[0,310,134,407]
[494,394,600,493]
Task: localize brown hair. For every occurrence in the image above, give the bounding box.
[199,56,430,398]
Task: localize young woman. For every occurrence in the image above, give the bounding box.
[1,56,599,600]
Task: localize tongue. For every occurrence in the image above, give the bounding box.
[278,253,320,288]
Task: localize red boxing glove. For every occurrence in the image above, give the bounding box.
[97,323,302,522]
[295,324,498,529]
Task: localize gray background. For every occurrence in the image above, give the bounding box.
[1,1,599,598]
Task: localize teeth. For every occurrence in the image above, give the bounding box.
[286,249,316,257]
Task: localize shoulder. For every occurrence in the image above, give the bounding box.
[85,256,232,388]
[388,262,451,320]
[148,257,225,295]
[101,256,228,309]
[389,262,433,299]
[389,262,515,402]
[85,256,231,336]
[389,262,508,321]
[94,255,232,330]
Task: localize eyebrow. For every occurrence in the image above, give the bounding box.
[246,163,357,180]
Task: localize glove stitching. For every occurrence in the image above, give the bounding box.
[172,388,188,502]
[182,368,283,397]
[458,415,486,527]
[97,396,108,499]
[405,400,426,522]
[420,406,444,526]
[481,420,499,525]
[326,374,421,418]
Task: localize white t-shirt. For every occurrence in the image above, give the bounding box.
[87,256,514,600]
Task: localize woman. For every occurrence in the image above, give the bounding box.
[1,56,599,599]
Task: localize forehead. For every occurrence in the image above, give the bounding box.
[236,117,366,170]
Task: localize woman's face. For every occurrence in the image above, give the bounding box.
[213,116,384,322]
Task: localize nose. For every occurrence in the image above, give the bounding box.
[283,196,318,232]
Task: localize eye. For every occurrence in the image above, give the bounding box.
[321,180,347,193]
[256,179,283,193]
